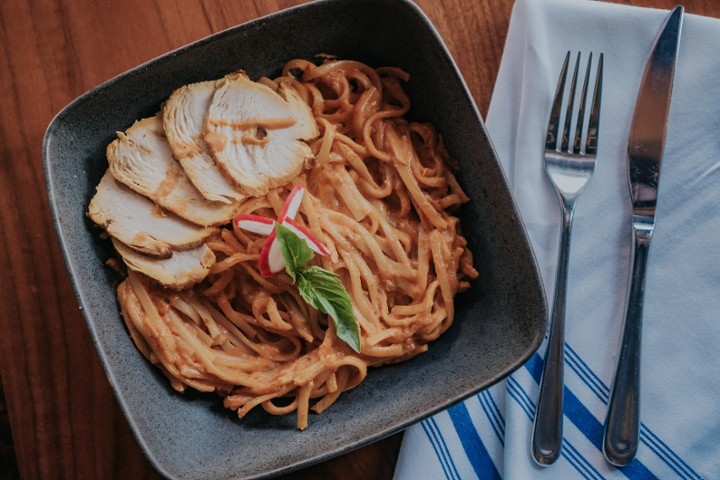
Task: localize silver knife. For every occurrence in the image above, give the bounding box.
[603,5,684,467]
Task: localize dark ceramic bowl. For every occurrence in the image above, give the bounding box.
[42,0,546,478]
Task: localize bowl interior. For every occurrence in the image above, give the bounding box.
[43,0,546,478]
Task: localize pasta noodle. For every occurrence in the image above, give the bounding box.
[116,58,479,430]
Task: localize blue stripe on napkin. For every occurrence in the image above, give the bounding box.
[448,402,502,479]
[421,417,461,480]
[478,390,505,446]
[562,438,605,480]
[639,425,702,480]
[565,343,610,404]
[506,376,536,419]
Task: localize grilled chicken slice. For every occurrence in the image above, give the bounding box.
[88,171,216,258]
[163,81,245,204]
[112,238,215,290]
[204,72,319,196]
[107,116,236,227]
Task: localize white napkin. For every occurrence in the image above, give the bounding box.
[394,0,720,478]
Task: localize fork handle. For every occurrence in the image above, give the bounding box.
[603,231,650,466]
[531,205,575,466]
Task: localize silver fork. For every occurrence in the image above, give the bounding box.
[531,51,603,466]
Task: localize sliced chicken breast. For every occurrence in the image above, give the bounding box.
[204,72,319,196]
[88,171,215,258]
[112,238,215,290]
[107,116,236,227]
[163,81,245,204]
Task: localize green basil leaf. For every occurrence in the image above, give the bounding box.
[272,224,360,352]
[274,223,314,280]
[297,267,361,353]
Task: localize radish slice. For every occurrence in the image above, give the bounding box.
[258,229,279,276]
[283,218,329,256]
[266,237,285,273]
[253,184,321,277]
[278,184,305,221]
[234,213,274,235]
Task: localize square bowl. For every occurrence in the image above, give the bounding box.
[42,0,546,478]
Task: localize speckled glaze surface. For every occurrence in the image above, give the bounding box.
[42,0,546,478]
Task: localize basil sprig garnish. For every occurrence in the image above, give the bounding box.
[274,223,361,352]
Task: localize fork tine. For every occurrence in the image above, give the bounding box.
[573,53,593,154]
[546,51,571,151]
[561,52,581,153]
[585,53,603,156]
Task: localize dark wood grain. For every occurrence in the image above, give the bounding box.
[0,1,718,479]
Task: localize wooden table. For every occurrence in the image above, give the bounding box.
[1,0,716,478]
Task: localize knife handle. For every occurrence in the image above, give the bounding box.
[603,231,650,466]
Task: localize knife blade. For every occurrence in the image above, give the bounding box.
[603,5,683,467]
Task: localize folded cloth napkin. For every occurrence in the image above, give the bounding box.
[394,0,720,478]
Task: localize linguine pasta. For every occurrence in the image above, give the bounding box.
[116,58,479,430]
